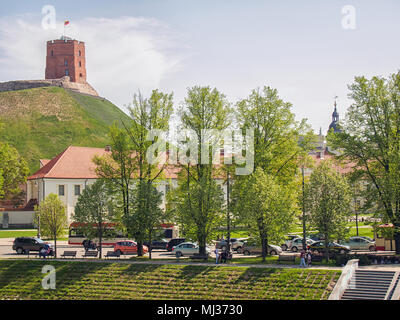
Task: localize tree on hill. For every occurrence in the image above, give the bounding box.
[73,180,118,259]
[0,142,29,202]
[329,72,400,254]
[34,194,68,258]
[304,162,352,261]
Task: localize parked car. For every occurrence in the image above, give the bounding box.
[309,233,325,241]
[113,240,148,255]
[215,238,246,252]
[281,235,301,251]
[341,236,376,251]
[12,237,53,255]
[242,241,282,256]
[289,237,315,252]
[308,241,350,254]
[166,238,186,252]
[143,239,168,250]
[172,242,211,257]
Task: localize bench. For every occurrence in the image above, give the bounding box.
[311,254,323,262]
[82,250,98,258]
[61,251,77,259]
[278,255,296,264]
[105,251,120,259]
[189,253,210,260]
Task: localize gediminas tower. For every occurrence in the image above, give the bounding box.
[45,36,87,84]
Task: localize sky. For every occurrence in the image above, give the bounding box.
[0,0,399,133]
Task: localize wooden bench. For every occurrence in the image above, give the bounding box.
[61,251,77,259]
[189,253,210,261]
[105,251,120,259]
[278,255,296,264]
[82,250,98,258]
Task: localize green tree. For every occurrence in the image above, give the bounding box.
[34,194,68,258]
[304,162,352,261]
[233,168,298,261]
[174,86,231,255]
[128,181,166,259]
[73,180,118,259]
[329,72,400,253]
[0,142,29,200]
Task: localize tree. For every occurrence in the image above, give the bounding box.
[174,86,231,255]
[304,162,352,261]
[73,180,118,259]
[128,181,166,259]
[329,72,400,253]
[34,194,68,258]
[232,86,313,257]
[232,168,298,261]
[0,142,29,201]
[94,90,173,256]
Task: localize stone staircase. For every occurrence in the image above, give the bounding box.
[341,270,397,300]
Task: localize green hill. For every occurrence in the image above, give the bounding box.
[0,87,131,173]
[0,260,339,300]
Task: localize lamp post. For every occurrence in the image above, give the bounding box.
[226,169,231,253]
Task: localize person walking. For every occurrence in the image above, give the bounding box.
[307,250,312,267]
[214,248,220,264]
[299,249,306,267]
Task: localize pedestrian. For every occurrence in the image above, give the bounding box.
[221,250,227,263]
[299,249,306,267]
[39,246,47,259]
[214,248,220,264]
[307,250,312,267]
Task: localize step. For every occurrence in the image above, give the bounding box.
[342,292,386,298]
[346,285,388,291]
[341,296,385,300]
[356,271,395,276]
[344,289,387,295]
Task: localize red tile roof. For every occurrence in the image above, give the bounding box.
[28,146,110,180]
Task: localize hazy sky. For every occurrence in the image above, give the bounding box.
[1,0,399,133]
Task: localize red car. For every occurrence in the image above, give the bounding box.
[113,240,148,255]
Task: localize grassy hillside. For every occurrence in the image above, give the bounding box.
[0,260,340,300]
[0,87,131,173]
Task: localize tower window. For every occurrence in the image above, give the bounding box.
[51,50,53,56]
[65,69,69,76]
[78,50,81,56]
[79,73,83,78]
[79,61,81,67]
[65,60,68,66]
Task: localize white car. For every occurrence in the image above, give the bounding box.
[172,242,211,257]
[281,235,301,251]
[290,237,315,252]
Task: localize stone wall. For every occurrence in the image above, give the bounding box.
[0,76,98,97]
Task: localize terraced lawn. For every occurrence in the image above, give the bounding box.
[0,260,340,300]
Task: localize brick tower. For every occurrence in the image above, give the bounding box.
[45,36,87,84]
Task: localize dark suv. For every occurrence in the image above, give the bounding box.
[12,237,53,255]
[166,238,186,252]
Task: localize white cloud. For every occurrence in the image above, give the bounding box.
[0,15,182,111]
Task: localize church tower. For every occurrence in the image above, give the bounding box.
[328,99,341,133]
[45,36,87,84]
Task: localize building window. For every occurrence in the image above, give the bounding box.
[79,61,81,67]
[51,50,54,56]
[65,69,69,76]
[74,185,81,196]
[58,185,65,196]
[65,60,68,66]
[79,50,81,56]
[79,73,83,78]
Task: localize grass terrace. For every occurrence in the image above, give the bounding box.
[0,260,340,300]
